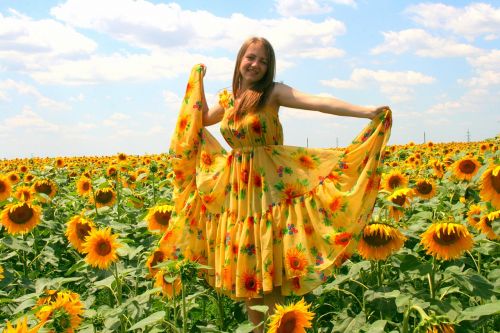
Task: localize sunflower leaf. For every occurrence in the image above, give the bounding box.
[455,301,500,323]
[127,311,165,331]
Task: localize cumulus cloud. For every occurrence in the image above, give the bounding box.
[406,2,500,41]
[321,68,435,102]
[274,0,357,17]
[3,107,59,131]
[371,29,482,58]
[0,79,70,110]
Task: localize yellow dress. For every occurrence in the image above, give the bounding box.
[161,64,392,300]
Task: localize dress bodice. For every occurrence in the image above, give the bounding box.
[220,105,284,148]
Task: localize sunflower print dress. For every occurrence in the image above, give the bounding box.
[161,64,392,300]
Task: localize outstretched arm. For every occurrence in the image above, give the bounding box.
[199,66,224,126]
[272,83,388,120]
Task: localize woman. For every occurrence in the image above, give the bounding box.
[162,36,391,330]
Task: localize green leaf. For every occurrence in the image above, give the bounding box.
[94,275,115,289]
[249,305,269,314]
[455,301,500,322]
[333,312,366,332]
[235,322,258,333]
[128,311,165,331]
[361,320,386,332]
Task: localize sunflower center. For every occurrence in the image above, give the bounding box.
[152,251,165,267]
[491,171,500,194]
[76,223,92,241]
[96,240,112,256]
[458,160,476,174]
[432,230,458,245]
[154,211,171,225]
[244,276,257,291]
[363,234,391,247]
[0,181,6,193]
[8,204,33,225]
[96,191,112,204]
[277,312,297,333]
[392,194,406,206]
[35,183,52,194]
[388,176,402,189]
[416,181,433,195]
[82,182,90,191]
[291,258,301,269]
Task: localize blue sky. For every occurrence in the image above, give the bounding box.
[0,0,499,158]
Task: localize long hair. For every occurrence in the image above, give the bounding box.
[232,37,276,114]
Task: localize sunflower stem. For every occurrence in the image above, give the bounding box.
[152,172,157,205]
[181,280,187,333]
[402,305,430,333]
[113,263,122,305]
[115,172,121,224]
[216,291,225,330]
[90,184,99,218]
[428,257,437,300]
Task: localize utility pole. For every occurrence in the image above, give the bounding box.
[336,137,339,148]
[467,129,470,143]
[423,131,426,144]
[306,137,308,148]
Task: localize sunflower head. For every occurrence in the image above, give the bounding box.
[358,223,406,261]
[82,227,121,270]
[267,298,315,333]
[1,202,42,235]
[413,178,437,200]
[479,164,500,209]
[66,215,95,253]
[154,270,182,299]
[76,176,92,197]
[7,171,20,185]
[452,157,481,181]
[32,179,57,202]
[92,187,116,208]
[420,222,473,260]
[477,210,499,240]
[382,170,408,192]
[36,292,84,333]
[146,204,174,232]
[0,175,12,201]
[14,186,35,202]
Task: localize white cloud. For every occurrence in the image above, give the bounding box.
[0,10,97,72]
[3,107,59,131]
[406,3,500,41]
[274,0,356,17]
[371,29,482,58]
[50,0,346,57]
[0,79,70,110]
[426,101,461,115]
[321,68,435,103]
[275,0,332,16]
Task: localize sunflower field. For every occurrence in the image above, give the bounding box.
[0,139,499,333]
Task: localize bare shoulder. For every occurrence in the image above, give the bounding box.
[268,82,292,107]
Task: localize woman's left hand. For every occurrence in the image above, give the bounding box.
[370,106,390,119]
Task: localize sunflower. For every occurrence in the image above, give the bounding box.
[55,158,65,168]
[36,292,84,333]
[479,164,500,209]
[425,323,455,333]
[476,210,499,240]
[285,248,309,276]
[24,173,35,183]
[7,171,20,185]
[267,298,315,333]
[146,204,174,232]
[32,179,57,202]
[66,215,95,253]
[146,248,167,277]
[1,202,42,234]
[466,204,483,228]
[82,228,121,269]
[154,270,182,299]
[452,157,481,181]
[1,317,41,333]
[13,186,35,202]
[357,223,406,260]
[117,152,128,162]
[0,175,12,201]
[106,165,118,177]
[412,178,437,200]
[382,170,408,192]
[387,188,413,222]
[430,159,445,178]
[241,270,261,298]
[76,176,92,197]
[91,187,116,208]
[420,222,473,260]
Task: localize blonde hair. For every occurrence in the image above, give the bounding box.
[232,37,276,114]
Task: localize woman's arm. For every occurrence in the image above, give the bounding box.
[272,83,388,120]
[202,103,224,126]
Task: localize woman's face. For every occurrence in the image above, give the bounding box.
[239,42,268,86]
